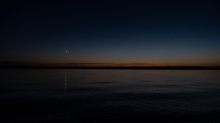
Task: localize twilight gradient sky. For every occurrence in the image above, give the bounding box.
[1,0,220,66]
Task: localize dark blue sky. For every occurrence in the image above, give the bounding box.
[1,0,220,66]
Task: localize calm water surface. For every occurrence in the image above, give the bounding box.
[1,69,220,123]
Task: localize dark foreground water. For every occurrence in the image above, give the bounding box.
[0,69,220,123]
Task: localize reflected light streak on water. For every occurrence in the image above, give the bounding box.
[0,69,220,123]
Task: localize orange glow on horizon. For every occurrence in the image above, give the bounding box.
[4,62,218,67]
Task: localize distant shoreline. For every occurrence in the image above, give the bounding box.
[1,66,220,70]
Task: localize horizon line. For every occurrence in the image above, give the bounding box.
[1,65,220,70]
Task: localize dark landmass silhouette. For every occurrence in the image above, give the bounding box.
[0,61,220,70]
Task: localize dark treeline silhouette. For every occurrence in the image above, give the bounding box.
[1,65,220,70]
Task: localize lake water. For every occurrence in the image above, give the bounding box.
[1,69,220,123]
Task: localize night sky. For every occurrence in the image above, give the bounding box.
[1,0,220,66]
